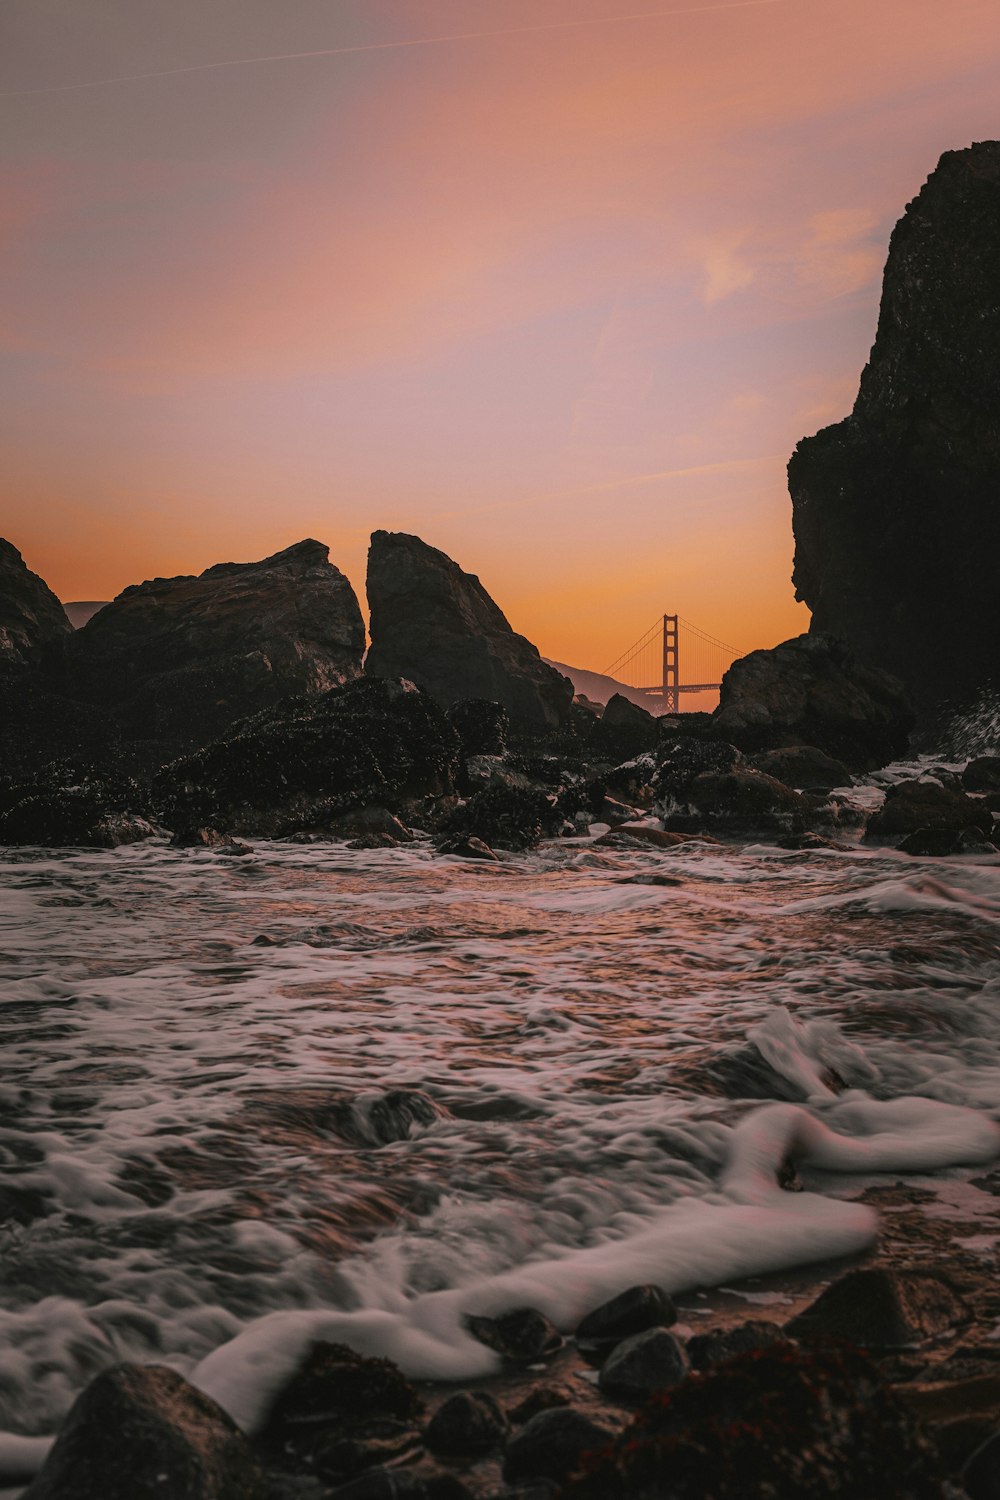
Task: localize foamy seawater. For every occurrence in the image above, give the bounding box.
[1,799,999,1451]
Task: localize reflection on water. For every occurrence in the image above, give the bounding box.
[0,824,998,1433]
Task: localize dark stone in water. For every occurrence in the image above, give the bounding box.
[502,1407,614,1485]
[465,1307,563,1364]
[424,1391,509,1456]
[22,1363,267,1500]
[596,1328,689,1402]
[786,1267,968,1348]
[261,1341,422,1484]
[170,825,236,848]
[576,1285,677,1346]
[442,785,559,852]
[0,788,155,848]
[897,825,998,856]
[865,778,992,840]
[963,755,1000,793]
[685,1319,788,1371]
[561,1343,949,1499]
[435,833,500,861]
[338,1090,447,1147]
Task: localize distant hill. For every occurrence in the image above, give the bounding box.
[63,601,109,629]
[544,659,664,714]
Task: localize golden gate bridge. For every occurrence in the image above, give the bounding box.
[605,614,740,713]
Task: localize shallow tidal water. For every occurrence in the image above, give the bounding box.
[1,777,1000,1459]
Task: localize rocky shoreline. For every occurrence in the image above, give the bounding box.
[17,1160,1000,1500]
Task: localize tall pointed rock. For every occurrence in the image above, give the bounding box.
[365,531,573,729]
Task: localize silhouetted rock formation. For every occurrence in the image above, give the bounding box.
[365,531,573,729]
[789,142,1000,728]
[65,539,365,751]
[713,634,912,769]
[0,538,71,672]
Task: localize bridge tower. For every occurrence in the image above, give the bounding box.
[661,614,679,713]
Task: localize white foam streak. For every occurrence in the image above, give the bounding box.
[193,1095,999,1434]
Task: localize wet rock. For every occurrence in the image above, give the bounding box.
[0,538,72,672]
[22,1363,267,1500]
[653,736,743,803]
[865,779,993,840]
[597,824,690,849]
[789,143,1000,730]
[64,539,365,752]
[661,769,805,837]
[749,744,853,789]
[713,634,913,770]
[576,1286,677,1348]
[777,831,852,851]
[0,787,155,848]
[597,1328,689,1401]
[963,755,1000,792]
[154,676,460,838]
[561,1343,949,1499]
[685,1319,788,1371]
[465,1308,563,1364]
[501,1407,613,1486]
[897,825,997,856]
[434,834,500,860]
[328,806,415,843]
[447,699,509,757]
[261,1341,421,1483]
[786,1267,967,1348]
[441,785,558,852]
[170,825,237,848]
[365,532,573,730]
[424,1392,509,1456]
[338,1090,447,1147]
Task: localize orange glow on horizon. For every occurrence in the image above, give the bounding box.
[4,0,1000,673]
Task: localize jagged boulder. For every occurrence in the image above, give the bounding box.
[64,539,365,751]
[790,143,1000,729]
[0,538,71,672]
[865,777,993,840]
[713,634,913,770]
[22,1364,267,1500]
[154,676,460,837]
[365,531,573,729]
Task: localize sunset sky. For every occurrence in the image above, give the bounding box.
[4,0,1000,674]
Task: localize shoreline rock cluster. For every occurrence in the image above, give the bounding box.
[2,530,996,858]
[21,1250,1000,1500]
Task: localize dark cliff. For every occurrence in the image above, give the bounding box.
[789,141,1000,728]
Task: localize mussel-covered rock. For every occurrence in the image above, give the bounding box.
[154,677,460,838]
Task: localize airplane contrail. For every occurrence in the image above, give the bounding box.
[1,0,792,99]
